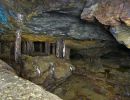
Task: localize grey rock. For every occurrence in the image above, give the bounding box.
[39,0,87,16]
[0,60,62,100]
[26,12,113,40]
[11,0,87,16]
[21,55,74,87]
[81,0,130,26]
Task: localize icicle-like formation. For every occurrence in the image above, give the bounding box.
[16,29,21,38]
[15,13,23,63]
[15,29,21,63]
[63,40,66,58]
[56,40,60,58]
[56,39,65,58]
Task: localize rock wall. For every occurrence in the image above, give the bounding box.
[81,0,130,48]
[1,0,130,49]
[81,0,130,26]
[26,12,112,41]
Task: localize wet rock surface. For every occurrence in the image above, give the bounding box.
[53,74,130,100]
[0,60,62,100]
[52,44,130,100]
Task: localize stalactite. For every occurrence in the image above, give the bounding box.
[0,42,1,54]
[22,41,27,54]
[63,40,66,58]
[56,39,64,58]
[64,46,70,60]
[27,42,29,54]
[10,42,14,56]
[8,42,14,63]
[56,39,70,59]
[29,41,34,55]
[45,42,50,55]
[39,42,43,52]
[52,43,56,55]
[15,29,22,63]
[1,41,4,54]
[26,41,34,55]
[15,13,23,63]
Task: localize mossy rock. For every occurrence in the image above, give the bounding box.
[21,55,75,86]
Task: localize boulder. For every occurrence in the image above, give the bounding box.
[21,55,75,88]
[0,59,62,100]
[81,0,130,26]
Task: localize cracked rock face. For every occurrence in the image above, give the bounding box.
[81,0,130,26]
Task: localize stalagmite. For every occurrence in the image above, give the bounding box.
[62,40,70,60]
[56,40,60,58]
[26,42,30,54]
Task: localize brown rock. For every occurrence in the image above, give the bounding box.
[21,55,74,86]
[81,0,130,26]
